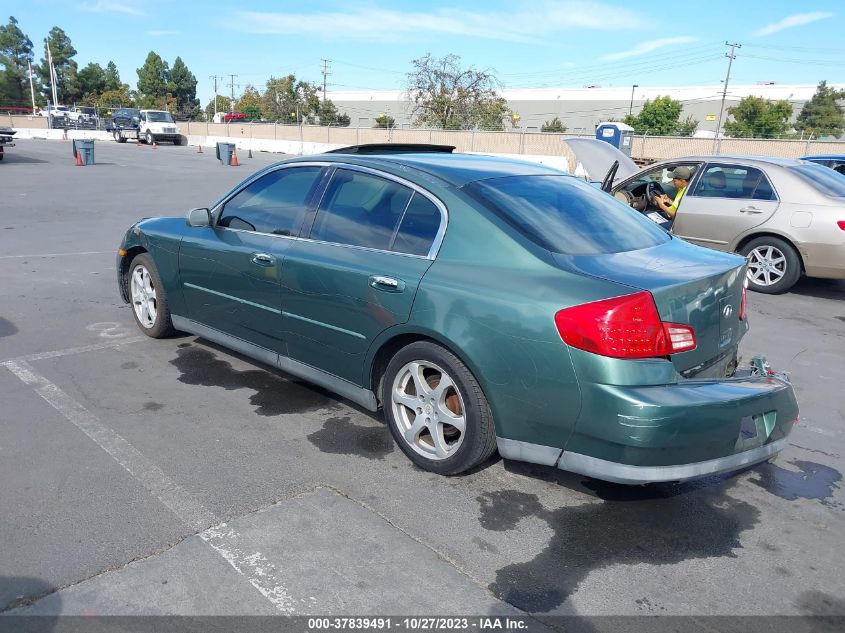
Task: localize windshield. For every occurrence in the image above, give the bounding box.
[146,111,174,123]
[792,163,845,198]
[464,175,670,255]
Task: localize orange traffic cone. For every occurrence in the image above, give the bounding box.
[230,147,239,166]
[75,149,83,166]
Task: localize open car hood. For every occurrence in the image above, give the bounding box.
[563,138,639,183]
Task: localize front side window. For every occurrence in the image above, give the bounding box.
[689,164,776,201]
[217,166,323,235]
[466,175,670,256]
[309,170,413,250]
[620,164,699,200]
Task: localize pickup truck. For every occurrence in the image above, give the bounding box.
[107,107,141,142]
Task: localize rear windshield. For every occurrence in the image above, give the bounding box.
[792,164,845,198]
[464,175,670,255]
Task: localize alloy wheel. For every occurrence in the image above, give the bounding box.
[391,360,466,460]
[130,265,158,328]
[746,245,786,287]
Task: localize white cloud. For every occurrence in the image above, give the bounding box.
[147,30,180,37]
[80,1,144,17]
[753,11,835,36]
[600,36,699,61]
[232,2,643,43]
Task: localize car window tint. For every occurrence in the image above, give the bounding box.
[392,193,442,256]
[218,166,323,235]
[791,164,845,197]
[690,164,774,200]
[310,170,412,250]
[466,175,669,256]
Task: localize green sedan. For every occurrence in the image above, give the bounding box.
[117,145,798,484]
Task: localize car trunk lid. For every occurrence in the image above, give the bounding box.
[553,239,747,373]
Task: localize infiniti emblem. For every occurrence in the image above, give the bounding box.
[723,305,734,318]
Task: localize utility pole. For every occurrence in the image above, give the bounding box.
[713,41,740,155]
[321,59,331,102]
[209,75,224,118]
[228,74,238,110]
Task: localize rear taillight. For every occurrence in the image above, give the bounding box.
[554,291,696,359]
[739,279,748,321]
[838,220,845,231]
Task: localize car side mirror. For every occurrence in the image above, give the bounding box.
[186,208,211,227]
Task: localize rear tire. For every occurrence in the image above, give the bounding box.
[740,236,801,294]
[382,341,497,475]
[128,253,174,338]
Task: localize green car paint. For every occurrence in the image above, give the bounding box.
[117,151,798,484]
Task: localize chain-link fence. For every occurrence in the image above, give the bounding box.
[6,113,845,161]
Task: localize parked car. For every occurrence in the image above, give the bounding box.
[117,145,798,484]
[610,156,845,294]
[801,155,845,175]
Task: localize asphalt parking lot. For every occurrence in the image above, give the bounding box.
[1,139,844,625]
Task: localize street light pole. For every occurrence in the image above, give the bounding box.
[629,84,638,116]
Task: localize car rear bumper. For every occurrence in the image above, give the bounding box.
[498,435,788,484]
[497,354,799,484]
[801,242,845,279]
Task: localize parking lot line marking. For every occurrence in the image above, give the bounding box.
[1,359,299,613]
[199,524,296,614]
[1,336,147,364]
[0,251,113,259]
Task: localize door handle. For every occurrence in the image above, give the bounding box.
[739,206,763,214]
[369,275,405,292]
[251,253,276,266]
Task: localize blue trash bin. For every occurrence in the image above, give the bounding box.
[73,139,95,165]
[216,142,235,166]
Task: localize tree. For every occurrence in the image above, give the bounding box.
[205,95,231,120]
[167,56,199,118]
[37,26,79,104]
[136,51,168,108]
[622,95,696,136]
[724,96,793,138]
[795,80,845,139]
[316,99,350,126]
[235,85,262,119]
[541,117,567,133]
[90,85,136,109]
[0,16,34,106]
[104,61,121,91]
[260,75,320,123]
[406,53,512,130]
[77,62,106,97]
[374,113,395,128]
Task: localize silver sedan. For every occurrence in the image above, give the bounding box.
[611,156,845,293]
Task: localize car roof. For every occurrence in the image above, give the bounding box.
[288,151,568,187]
[801,154,845,160]
[664,155,806,169]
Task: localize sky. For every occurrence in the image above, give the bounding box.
[8,0,844,105]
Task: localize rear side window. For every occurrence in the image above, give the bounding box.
[310,170,413,250]
[392,193,442,256]
[218,166,323,235]
[791,164,845,198]
[690,164,776,201]
[465,175,669,255]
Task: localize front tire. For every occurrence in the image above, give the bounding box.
[383,341,497,475]
[128,254,174,338]
[740,236,801,294]
[146,131,155,145]
[173,136,182,146]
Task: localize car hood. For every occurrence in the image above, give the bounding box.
[563,138,640,182]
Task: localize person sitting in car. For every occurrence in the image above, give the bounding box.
[655,166,691,219]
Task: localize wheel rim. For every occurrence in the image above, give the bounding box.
[130,265,157,328]
[391,360,466,461]
[147,132,153,144]
[746,245,787,287]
